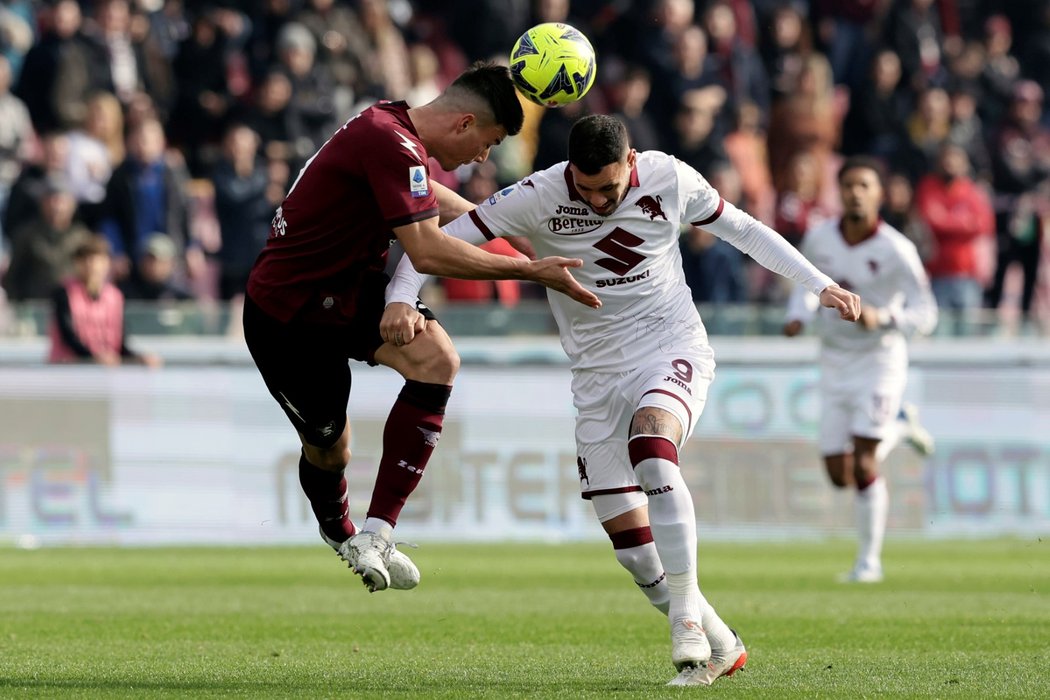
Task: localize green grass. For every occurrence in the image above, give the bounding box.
[0,540,1048,698]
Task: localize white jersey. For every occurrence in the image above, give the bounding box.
[786,218,938,356]
[389,151,835,372]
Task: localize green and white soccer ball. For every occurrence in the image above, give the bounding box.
[509,23,597,108]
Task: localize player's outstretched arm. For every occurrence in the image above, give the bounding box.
[431,180,477,226]
[819,285,861,322]
[394,217,601,308]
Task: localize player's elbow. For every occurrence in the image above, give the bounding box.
[408,252,442,276]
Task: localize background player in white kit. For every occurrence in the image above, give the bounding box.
[384,115,861,686]
[783,156,938,584]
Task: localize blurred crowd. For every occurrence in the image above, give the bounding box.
[0,0,1048,338]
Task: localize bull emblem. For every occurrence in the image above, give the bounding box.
[636,194,667,221]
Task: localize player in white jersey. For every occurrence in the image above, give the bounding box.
[384,115,861,686]
[784,156,938,584]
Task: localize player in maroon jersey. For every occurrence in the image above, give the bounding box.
[244,62,600,592]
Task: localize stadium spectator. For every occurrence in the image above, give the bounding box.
[82,0,140,106]
[759,2,813,104]
[0,54,32,251]
[242,63,596,595]
[387,113,860,685]
[899,85,953,181]
[784,157,938,584]
[65,91,124,229]
[445,0,529,64]
[126,2,175,121]
[634,0,696,87]
[946,81,990,182]
[293,0,370,112]
[915,141,995,334]
[211,123,278,301]
[234,69,296,167]
[672,87,728,177]
[701,0,770,123]
[99,117,195,285]
[403,42,443,109]
[2,131,70,250]
[532,93,588,171]
[646,24,718,146]
[119,232,193,302]
[168,10,232,177]
[48,233,161,366]
[881,170,935,263]
[773,150,833,249]
[722,101,775,224]
[0,0,34,82]
[274,22,340,163]
[766,53,841,197]
[356,0,413,102]
[1020,5,1050,108]
[811,0,884,93]
[15,0,111,133]
[985,80,1050,327]
[840,48,911,160]
[978,15,1021,129]
[882,0,949,92]
[3,174,88,301]
[607,65,662,154]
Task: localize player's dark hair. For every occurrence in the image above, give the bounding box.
[568,115,629,174]
[837,156,886,186]
[449,61,524,136]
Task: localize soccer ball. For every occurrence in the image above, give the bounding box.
[509,23,597,108]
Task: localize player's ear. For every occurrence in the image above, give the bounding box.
[626,148,637,168]
[456,114,476,134]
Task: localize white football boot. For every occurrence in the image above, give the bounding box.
[837,564,884,583]
[898,402,935,457]
[669,616,711,672]
[320,528,420,592]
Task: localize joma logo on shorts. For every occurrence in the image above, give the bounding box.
[645,485,674,496]
[662,374,693,395]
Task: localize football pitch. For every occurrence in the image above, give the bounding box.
[1,539,1047,698]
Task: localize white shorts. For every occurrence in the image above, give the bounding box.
[573,348,714,517]
[819,347,907,455]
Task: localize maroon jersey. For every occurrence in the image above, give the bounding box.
[247,101,439,322]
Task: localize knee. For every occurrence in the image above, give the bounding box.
[306,444,351,471]
[828,473,851,489]
[409,339,459,384]
[435,344,460,380]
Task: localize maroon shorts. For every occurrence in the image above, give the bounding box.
[243,274,436,448]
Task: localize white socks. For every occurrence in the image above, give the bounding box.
[362,516,393,541]
[613,541,670,614]
[856,476,888,571]
[633,445,735,652]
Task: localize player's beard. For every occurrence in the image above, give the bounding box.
[844,208,868,222]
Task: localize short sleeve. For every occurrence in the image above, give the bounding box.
[471,179,543,239]
[362,128,439,228]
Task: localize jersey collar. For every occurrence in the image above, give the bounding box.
[562,162,641,202]
[838,216,881,246]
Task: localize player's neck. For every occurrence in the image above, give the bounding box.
[841,215,879,244]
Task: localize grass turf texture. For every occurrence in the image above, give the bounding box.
[1,540,1047,698]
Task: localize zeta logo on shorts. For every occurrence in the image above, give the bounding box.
[409,165,428,198]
